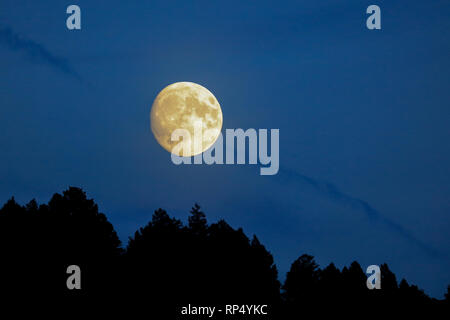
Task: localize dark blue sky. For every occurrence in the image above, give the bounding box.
[1,0,449,297]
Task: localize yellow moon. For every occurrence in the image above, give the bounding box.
[150,82,223,156]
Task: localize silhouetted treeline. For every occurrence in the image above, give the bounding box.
[0,187,448,317]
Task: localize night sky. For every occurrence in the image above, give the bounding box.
[1,0,449,298]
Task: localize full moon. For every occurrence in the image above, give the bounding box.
[150,82,223,157]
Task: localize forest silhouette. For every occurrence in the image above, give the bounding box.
[0,187,448,317]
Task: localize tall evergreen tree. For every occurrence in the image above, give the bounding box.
[380,263,398,292]
[188,203,207,236]
[320,262,342,300]
[283,254,320,304]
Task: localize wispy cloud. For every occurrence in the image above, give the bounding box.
[0,25,81,81]
[279,167,442,258]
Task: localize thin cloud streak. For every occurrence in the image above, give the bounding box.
[0,25,81,81]
[279,167,442,258]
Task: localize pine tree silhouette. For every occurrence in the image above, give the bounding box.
[0,187,122,297]
[0,188,447,316]
[282,253,320,316]
[188,203,207,235]
[319,262,342,303]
